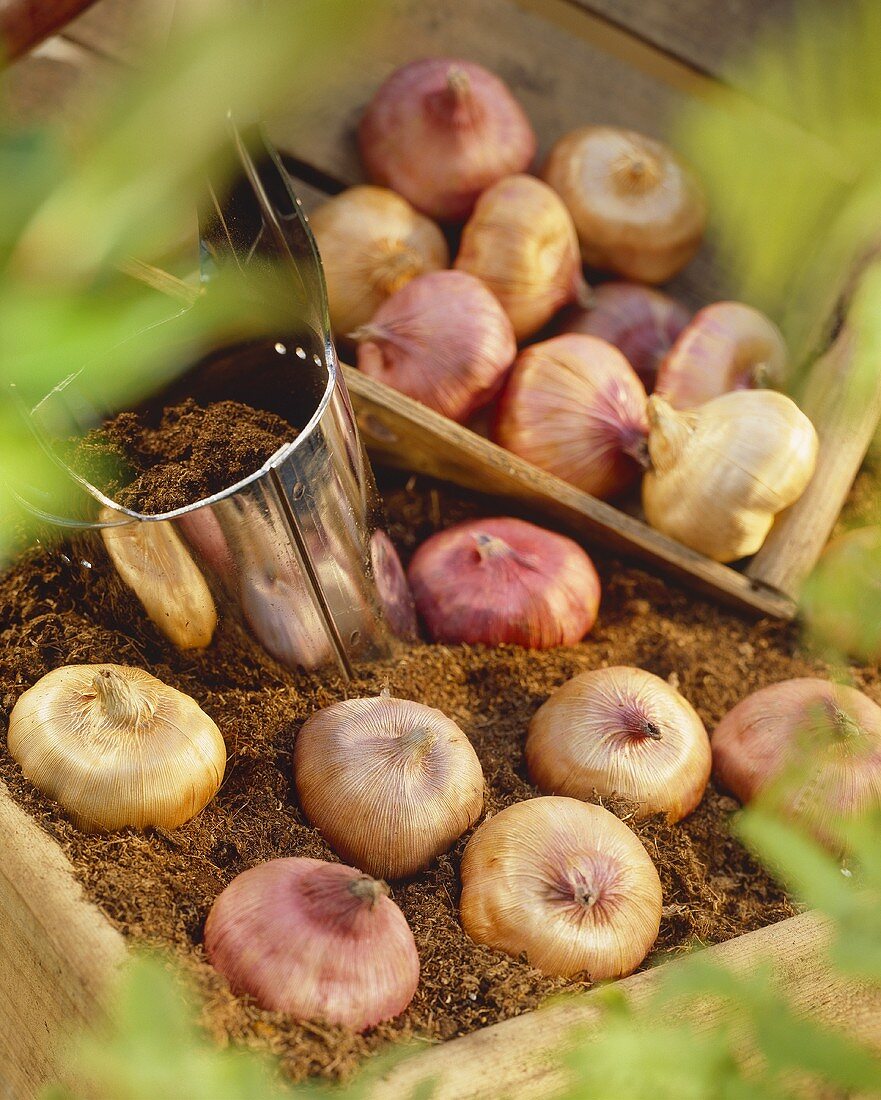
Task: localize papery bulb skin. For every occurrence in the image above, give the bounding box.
[542,126,706,283]
[460,797,662,978]
[358,59,536,222]
[494,334,648,499]
[643,391,818,562]
[407,516,600,648]
[370,530,418,641]
[454,174,589,341]
[294,695,484,879]
[557,282,690,392]
[526,667,711,822]
[204,858,419,1029]
[308,186,448,335]
[7,665,226,832]
[100,509,217,650]
[352,270,516,423]
[655,302,788,409]
[712,679,881,847]
[802,527,881,663]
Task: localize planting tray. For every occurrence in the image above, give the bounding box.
[4,1,881,1097]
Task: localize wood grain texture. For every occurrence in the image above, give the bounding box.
[63,0,175,65]
[3,36,113,135]
[571,0,795,83]
[263,0,731,309]
[747,326,881,598]
[369,912,881,1100]
[0,783,127,1100]
[39,0,731,309]
[3,767,880,1100]
[0,0,97,61]
[343,367,795,619]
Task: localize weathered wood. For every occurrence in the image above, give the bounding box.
[62,0,174,65]
[3,36,113,135]
[0,783,127,1100]
[512,0,716,95]
[0,0,97,61]
[570,0,795,83]
[265,6,708,220]
[343,367,795,620]
[370,911,881,1100]
[45,0,729,312]
[747,325,881,599]
[11,0,866,616]
[3,770,880,1100]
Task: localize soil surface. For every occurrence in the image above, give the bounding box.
[2,398,873,1083]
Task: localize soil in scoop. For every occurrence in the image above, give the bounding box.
[67,398,298,513]
[2,399,868,1083]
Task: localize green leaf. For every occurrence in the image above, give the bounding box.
[676,0,881,366]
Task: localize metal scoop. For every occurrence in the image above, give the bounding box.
[12,123,413,678]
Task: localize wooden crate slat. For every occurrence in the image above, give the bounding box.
[344,366,795,619]
[0,783,127,1100]
[369,911,881,1100]
[0,0,97,61]
[62,0,174,65]
[747,325,881,596]
[569,0,795,85]
[264,0,730,309]
[2,37,115,134]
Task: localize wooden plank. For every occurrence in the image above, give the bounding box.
[512,0,717,96]
[747,324,881,599]
[2,36,113,136]
[47,0,729,309]
[569,0,795,84]
[0,0,97,62]
[370,912,881,1100]
[62,0,174,65]
[264,0,688,186]
[0,783,127,1100]
[343,366,796,620]
[262,0,730,308]
[3,771,880,1100]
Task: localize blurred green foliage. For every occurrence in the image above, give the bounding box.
[679,0,881,660]
[43,956,294,1100]
[0,0,375,560]
[801,525,881,667]
[42,953,436,1100]
[677,0,881,373]
[559,804,881,1099]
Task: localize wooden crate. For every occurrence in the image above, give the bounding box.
[5,785,881,1100]
[4,1,881,1097]
[7,0,879,620]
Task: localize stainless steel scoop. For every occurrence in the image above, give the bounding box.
[12,123,414,678]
